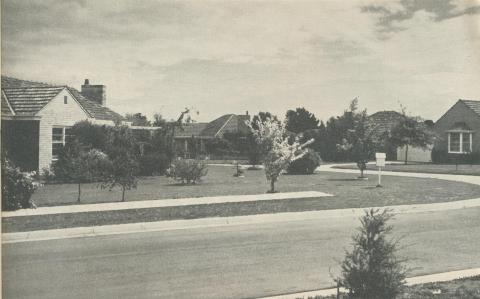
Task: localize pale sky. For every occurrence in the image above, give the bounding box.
[2,0,480,122]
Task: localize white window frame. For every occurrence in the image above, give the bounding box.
[52,126,72,161]
[448,131,473,154]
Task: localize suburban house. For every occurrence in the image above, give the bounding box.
[1,76,127,171]
[433,99,480,158]
[368,110,433,162]
[173,113,251,158]
[368,111,404,160]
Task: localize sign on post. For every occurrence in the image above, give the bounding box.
[375,153,386,187]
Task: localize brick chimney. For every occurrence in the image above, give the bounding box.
[81,79,106,106]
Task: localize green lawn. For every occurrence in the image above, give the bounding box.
[31,165,480,207]
[334,162,480,176]
[4,165,480,232]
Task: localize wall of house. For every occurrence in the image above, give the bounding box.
[434,101,480,153]
[397,145,432,163]
[36,89,92,171]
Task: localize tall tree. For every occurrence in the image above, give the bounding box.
[285,107,319,133]
[249,116,313,193]
[389,112,436,165]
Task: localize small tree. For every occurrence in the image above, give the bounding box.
[337,99,378,178]
[249,117,313,193]
[338,209,408,299]
[389,111,436,165]
[54,140,112,202]
[102,126,139,201]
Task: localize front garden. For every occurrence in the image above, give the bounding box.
[28,166,480,207]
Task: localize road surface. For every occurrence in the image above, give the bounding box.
[3,207,480,299]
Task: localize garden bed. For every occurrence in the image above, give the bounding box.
[302,275,480,298]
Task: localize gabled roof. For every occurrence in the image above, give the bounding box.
[67,87,124,121]
[173,113,250,139]
[200,114,235,137]
[174,123,208,138]
[368,110,404,133]
[2,91,15,116]
[1,76,124,121]
[3,85,65,115]
[460,99,480,117]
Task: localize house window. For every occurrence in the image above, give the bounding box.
[64,96,68,104]
[52,127,73,160]
[448,132,472,153]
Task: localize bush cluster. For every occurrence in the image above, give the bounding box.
[166,159,208,184]
[138,153,170,176]
[287,149,321,174]
[2,159,38,210]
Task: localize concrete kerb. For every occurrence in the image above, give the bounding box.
[258,268,480,299]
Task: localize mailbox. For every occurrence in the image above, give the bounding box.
[375,153,386,167]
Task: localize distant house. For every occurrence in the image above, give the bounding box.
[368,110,433,162]
[433,99,480,157]
[368,111,404,160]
[1,76,127,171]
[173,113,251,158]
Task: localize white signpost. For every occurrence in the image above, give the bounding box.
[375,153,386,187]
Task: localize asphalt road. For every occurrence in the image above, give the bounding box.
[3,207,480,299]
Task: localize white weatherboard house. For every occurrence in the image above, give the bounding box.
[1,76,128,171]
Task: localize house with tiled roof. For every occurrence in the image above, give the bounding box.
[433,99,480,158]
[368,110,433,162]
[1,76,128,171]
[173,113,251,158]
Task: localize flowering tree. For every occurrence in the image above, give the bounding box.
[249,117,314,193]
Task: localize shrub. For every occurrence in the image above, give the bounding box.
[139,153,170,176]
[338,209,408,299]
[41,167,56,184]
[166,159,208,184]
[70,120,108,151]
[287,149,321,174]
[1,159,38,210]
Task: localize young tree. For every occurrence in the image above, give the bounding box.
[285,107,319,133]
[54,140,110,202]
[249,117,313,193]
[102,126,139,201]
[389,112,436,165]
[338,209,408,299]
[336,98,378,178]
